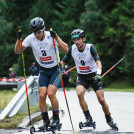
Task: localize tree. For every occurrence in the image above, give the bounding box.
[80,0,134,84]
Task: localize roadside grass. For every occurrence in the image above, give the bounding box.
[70,81,134,92]
[0,90,50,129]
[0,105,40,129]
[70,87,134,92]
[105,81,134,92]
[0,90,17,109]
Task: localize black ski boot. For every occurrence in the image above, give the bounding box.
[50,119,62,133]
[38,120,50,132]
[50,119,60,128]
[105,115,118,131]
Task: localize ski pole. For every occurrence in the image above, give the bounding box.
[63,66,76,74]
[101,56,125,78]
[50,28,75,133]
[19,30,32,126]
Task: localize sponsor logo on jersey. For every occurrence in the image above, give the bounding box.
[79,66,90,70]
[80,70,91,73]
[77,53,87,59]
[40,56,52,61]
[47,36,50,39]
[41,61,54,64]
[86,47,89,51]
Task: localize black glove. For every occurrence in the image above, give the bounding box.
[49,28,58,39]
[93,74,101,82]
[17,29,23,40]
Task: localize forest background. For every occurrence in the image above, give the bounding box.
[0,0,134,87]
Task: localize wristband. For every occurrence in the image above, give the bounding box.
[97,68,102,75]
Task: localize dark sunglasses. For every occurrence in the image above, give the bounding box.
[34,29,44,35]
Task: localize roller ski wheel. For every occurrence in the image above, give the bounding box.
[79,122,83,129]
[30,126,35,134]
[79,121,96,129]
[51,123,62,133]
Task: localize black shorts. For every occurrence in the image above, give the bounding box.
[76,73,103,92]
[39,63,63,88]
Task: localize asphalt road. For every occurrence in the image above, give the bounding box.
[1,90,134,134]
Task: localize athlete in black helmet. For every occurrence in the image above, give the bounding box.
[61,29,118,130]
[15,17,68,130]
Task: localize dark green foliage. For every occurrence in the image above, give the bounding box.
[0,0,134,86]
[81,0,134,84]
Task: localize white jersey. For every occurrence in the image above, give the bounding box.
[22,31,60,68]
[71,44,97,74]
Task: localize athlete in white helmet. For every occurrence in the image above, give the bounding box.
[61,29,118,130]
[15,17,68,130]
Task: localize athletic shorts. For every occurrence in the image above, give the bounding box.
[76,73,103,92]
[39,63,62,88]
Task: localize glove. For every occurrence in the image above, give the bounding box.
[17,29,23,40]
[49,28,58,39]
[93,74,101,82]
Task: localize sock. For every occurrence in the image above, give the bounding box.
[41,111,49,121]
[83,110,91,118]
[53,110,59,120]
[105,114,112,122]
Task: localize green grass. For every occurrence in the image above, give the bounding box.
[0,104,40,129]
[70,87,134,92]
[0,90,51,129]
[104,88,134,92]
[0,90,17,109]
[69,81,134,92]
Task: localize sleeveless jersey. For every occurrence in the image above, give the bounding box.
[71,44,97,74]
[22,31,60,68]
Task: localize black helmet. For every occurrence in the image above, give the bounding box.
[71,29,85,39]
[29,17,45,32]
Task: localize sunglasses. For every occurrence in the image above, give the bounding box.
[34,29,44,35]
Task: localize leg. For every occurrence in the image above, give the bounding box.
[38,87,50,129]
[96,90,118,129]
[76,85,88,111]
[76,85,93,123]
[47,84,60,127]
[38,72,50,129]
[47,84,59,111]
[96,89,111,115]
[38,87,48,112]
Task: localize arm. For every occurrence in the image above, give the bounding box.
[14,39,26,54]
[61,47,72,68]
[90,45,102,75]
[61,61,66,68]
[49,28,68,53]
[56,37,68,53]
[96,60,102,75]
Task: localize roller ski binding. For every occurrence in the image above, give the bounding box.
[79,116,96,129]
[50,119,62,133]
[38,120,50,132]
[106,115,118,131]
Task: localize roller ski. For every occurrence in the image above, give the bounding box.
[79,116,96,129]
[30,120,50,134]
[105,115,118,131]
[30,123,62,134]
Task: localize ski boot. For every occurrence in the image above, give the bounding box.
[79,116,96,129]
[38,120,50,132]
[50,119,62,133]
[106,115,118,131]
